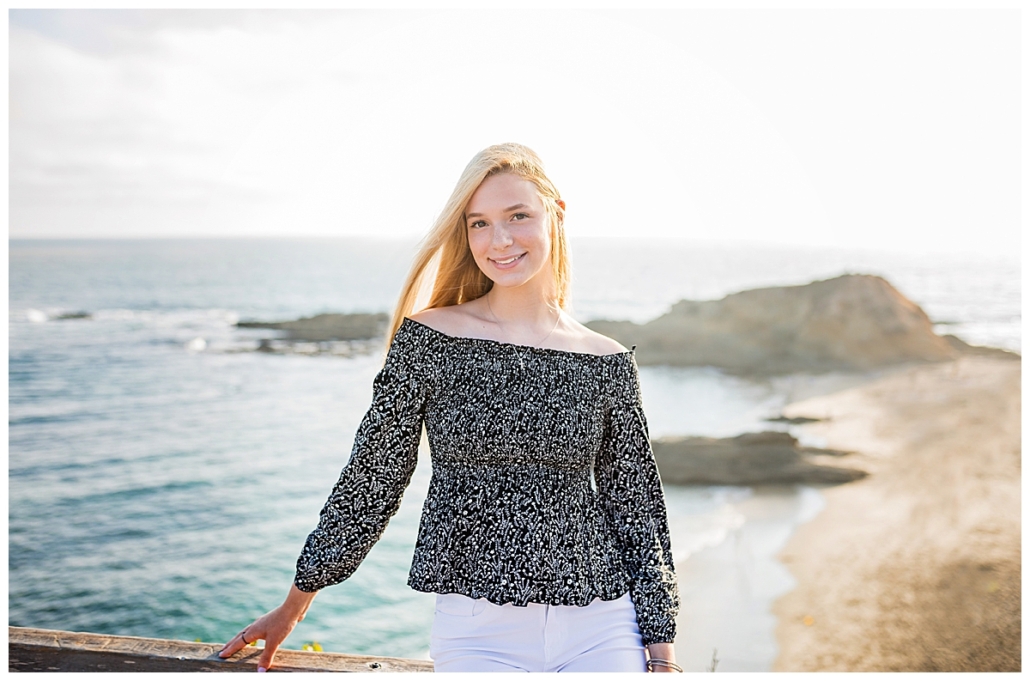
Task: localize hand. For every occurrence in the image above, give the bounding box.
[218,585,317,672]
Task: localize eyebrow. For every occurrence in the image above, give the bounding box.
[466,203,530,220]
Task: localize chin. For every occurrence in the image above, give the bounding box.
[487,276,530,290]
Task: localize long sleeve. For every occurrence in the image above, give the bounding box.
[594,356,679,645]
[293,329,429,592]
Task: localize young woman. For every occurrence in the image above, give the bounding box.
[218,143,681,673]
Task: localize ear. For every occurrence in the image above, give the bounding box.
[554,199,566,226]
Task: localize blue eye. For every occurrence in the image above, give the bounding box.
[512,213,529,221]
[469,220,487,229]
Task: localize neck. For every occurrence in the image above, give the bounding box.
[483,280,561,335]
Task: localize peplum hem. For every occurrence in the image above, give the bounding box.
[406,578,631,609]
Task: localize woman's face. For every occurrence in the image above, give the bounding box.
[465,172,554,293]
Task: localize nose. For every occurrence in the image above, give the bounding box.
[491,223,514,250]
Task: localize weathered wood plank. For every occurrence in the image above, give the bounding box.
[9,627,434,672]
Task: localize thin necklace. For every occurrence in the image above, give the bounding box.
[485,296,562,370]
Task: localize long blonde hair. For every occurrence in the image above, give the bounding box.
[386,143,571,343]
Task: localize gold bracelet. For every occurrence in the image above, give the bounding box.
[647,658,684,673]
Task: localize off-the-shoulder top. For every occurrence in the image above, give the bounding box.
[294,317,679,645]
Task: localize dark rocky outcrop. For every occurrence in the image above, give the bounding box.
[652,431,867,486]
[237,312,389,342]
[765,415,824,425]
[587,274,1014,374]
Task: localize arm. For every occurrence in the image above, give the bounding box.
[220,327,429,670]
[646,642,680,673]
[594,358,680,655]
[294,335,428,591]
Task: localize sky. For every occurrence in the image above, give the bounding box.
[7,7,1022,256]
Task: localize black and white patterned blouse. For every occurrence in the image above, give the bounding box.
[294,317,679,645]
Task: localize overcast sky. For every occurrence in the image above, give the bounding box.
[8,8,1021,256]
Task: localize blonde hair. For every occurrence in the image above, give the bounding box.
[386,143,571,344]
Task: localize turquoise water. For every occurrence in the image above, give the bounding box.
[8,238,1019,660]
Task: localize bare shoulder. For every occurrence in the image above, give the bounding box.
[409,304,628,355]
[562,315,629,356]
[408,301,490,338]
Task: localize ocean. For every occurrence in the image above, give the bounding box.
[8,238,1019,666]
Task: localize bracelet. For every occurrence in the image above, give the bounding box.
[647,658,684,673]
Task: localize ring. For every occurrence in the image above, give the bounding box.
[241,631,251,645]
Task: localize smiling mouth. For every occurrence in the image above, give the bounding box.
[490,253,526,266]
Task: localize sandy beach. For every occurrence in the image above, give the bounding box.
[772,355,1021,671]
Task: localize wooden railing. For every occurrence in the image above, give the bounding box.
[8,626,434,673]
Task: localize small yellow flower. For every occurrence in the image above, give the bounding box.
[803,615,815,626]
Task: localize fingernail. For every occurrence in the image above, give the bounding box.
[257,667,267,673]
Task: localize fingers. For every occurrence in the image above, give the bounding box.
[217,627,279,672]
[257,632,285,672]
[218,628,259,659]
[217,607,296,672]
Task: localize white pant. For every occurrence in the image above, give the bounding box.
[430,592,648,673]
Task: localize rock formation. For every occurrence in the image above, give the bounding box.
[940,333,1020,361]
[586,274,1015,374]
[652,431,867,486]
[237,312,389,342]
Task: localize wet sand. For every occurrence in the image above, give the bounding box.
[772,356,1021,671]
[671,486,823,672]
